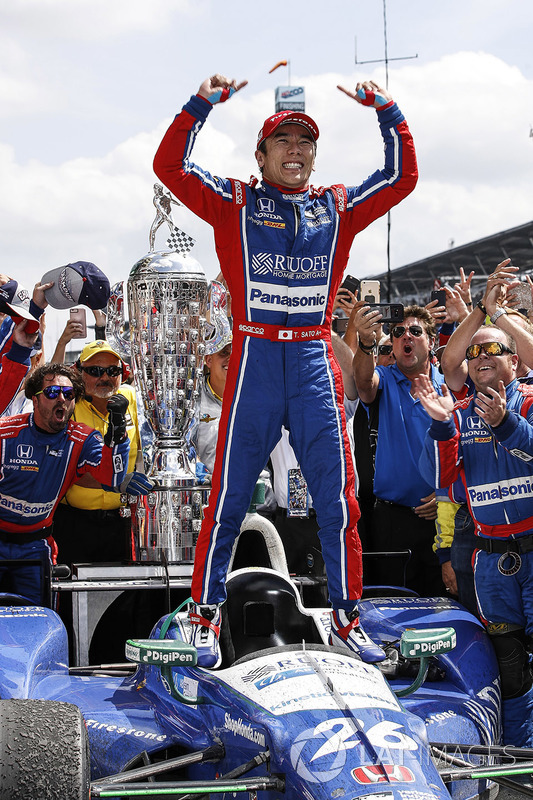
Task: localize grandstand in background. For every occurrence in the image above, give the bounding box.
[371,220,533,305]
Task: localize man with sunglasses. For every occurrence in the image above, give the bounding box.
[418,325,533,748]
[52,340,151,568]
[0,363,130,605]
[352,305,445,595]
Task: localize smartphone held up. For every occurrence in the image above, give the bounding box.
[360,280,380,304]
[430,289,447,307]
[70,307,87,339]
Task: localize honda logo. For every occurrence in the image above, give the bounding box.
[257,198,275,213]
[466,416,485,430]
[17,444,33,459]
[352,765,415,784]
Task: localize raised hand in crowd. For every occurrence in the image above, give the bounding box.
[425,297,447,327]
[343,299,370,352]
[333,285,357,317]
[12,318,39,350]
[51,317,86,363]
[415,373,454,421]
[482,257,519,314]
[32,279,53,311]
[442,286,470,324]
[349,302,383,349]
[454,266,474,309]
[440,259,530,391]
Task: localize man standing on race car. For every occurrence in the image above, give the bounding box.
[0,362,130,605]
[154,72,417,667]
[418,316,533,747]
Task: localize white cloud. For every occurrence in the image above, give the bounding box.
[0,0,196,40]
[0,49,532,355]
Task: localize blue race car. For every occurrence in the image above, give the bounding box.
[1,547,532,800]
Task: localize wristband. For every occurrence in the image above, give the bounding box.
[208,86,235,105]
[356,87,388,107]
[489,307,507,325]
[358,340,376,355]
[476,300,488,316]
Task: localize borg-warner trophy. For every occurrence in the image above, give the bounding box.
[107,184,218,563]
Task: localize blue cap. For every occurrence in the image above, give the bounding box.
[42,261,110,310]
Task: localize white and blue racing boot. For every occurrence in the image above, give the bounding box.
[330,607,386,663]
[189,604,222,669]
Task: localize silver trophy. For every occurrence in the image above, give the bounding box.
[107,184,208,562]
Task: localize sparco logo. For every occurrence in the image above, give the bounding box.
[239,324,265,335]
[17,444,33,459]
[251,252,328,280]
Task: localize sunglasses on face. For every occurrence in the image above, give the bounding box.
[80,365,122,378]
[35,385,76,401]
[465,341,514,360]
[378,344,393,355]
[391,325,424,339]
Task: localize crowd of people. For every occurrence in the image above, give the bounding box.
[1,70,533,749]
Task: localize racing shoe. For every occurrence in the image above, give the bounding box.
[330,607,386,663]
[189,604,222,668]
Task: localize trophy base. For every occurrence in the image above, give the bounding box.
[131,485,210,564]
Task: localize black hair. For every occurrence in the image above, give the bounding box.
[24,362,85,401]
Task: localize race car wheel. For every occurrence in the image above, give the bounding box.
[0,699,90,800]
[233,642,362,666]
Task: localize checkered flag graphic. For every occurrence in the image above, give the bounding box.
[166,224,196,255]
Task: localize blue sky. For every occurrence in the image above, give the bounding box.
[1,0,532,352]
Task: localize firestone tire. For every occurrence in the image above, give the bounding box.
[0,699,90,800]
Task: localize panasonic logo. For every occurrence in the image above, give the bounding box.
[468,477,533,507]
[249,288,326,309]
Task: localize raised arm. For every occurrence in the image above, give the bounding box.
[441,259,518,391]
[351,304,382,404]
[153,74,247,227]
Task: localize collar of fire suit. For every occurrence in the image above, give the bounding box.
[474,378,518,403]
[206,377,223,403]
[260,179,310,204]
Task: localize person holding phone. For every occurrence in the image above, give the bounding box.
[153,71,417,667]
[352,303,445,595]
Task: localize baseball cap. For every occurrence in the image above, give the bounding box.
[0,280,40,333]
[78,340,122,364]
[41,261,110,310]
[256,110,320,149]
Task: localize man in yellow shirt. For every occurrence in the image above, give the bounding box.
[52,340,150,565]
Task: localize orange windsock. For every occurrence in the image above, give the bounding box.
[269,60,288,74]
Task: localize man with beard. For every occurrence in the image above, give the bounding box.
[52,340,152,566]
[0,362,130,604]
[352,304,445,595]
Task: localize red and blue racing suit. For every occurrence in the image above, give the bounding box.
[154,94,417,609]
[0,413,129,603]
[419,380,533,630]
